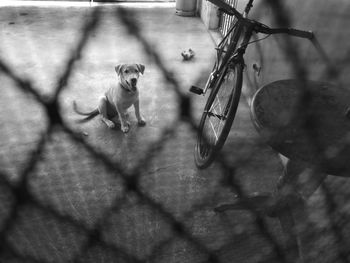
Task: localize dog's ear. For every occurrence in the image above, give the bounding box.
[137,64,145,75]
[115,64,124,76]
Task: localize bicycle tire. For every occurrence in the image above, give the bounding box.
[194,62,243,169]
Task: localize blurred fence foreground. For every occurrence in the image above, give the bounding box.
[0,1,350,263]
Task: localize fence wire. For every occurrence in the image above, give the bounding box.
[0,1,350,263]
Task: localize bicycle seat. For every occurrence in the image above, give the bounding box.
[250,79,350,177]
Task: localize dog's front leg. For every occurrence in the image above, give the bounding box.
[116,108,130,133]
[134,99,146,126]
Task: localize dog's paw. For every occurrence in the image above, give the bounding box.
[121,123,130,133]
[138,119,146,126]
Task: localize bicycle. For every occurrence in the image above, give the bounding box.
[190,0,315,169]
[189,1,348,261]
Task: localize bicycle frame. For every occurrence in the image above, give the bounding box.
[201,0,255,95]
[193,0,317,166]
[200,0,315,96]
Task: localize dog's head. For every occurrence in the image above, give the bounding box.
[115,64,145,92]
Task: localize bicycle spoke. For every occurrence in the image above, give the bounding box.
[204,73,235,145]
[195,59,242,168]
[207,113,226,144]
[205,111,226,120]
[208,117,219,143]
[209,97,223,115]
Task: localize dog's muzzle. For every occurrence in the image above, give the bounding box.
[130,78,137,86]
[129,78,137,91]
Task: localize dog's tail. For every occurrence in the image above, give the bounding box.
[73,101,99,123]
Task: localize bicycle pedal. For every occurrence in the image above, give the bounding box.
[189,85,204,95]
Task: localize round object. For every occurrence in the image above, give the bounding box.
[251,79,350,176]
[194,63,243,168]
[175,0,197,17]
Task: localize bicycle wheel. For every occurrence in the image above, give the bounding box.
[194,62,243,169]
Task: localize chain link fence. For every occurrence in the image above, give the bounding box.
[1,1,350,262]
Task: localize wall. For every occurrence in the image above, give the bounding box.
[197,0,219,30]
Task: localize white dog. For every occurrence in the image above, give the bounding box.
[73,63,146,133]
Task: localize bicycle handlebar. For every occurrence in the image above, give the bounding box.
[257,24,314,40]
[209,0,314,40]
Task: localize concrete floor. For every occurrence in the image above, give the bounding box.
[0,2,337,263]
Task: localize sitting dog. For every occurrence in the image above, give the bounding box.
[73,63,146,133]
